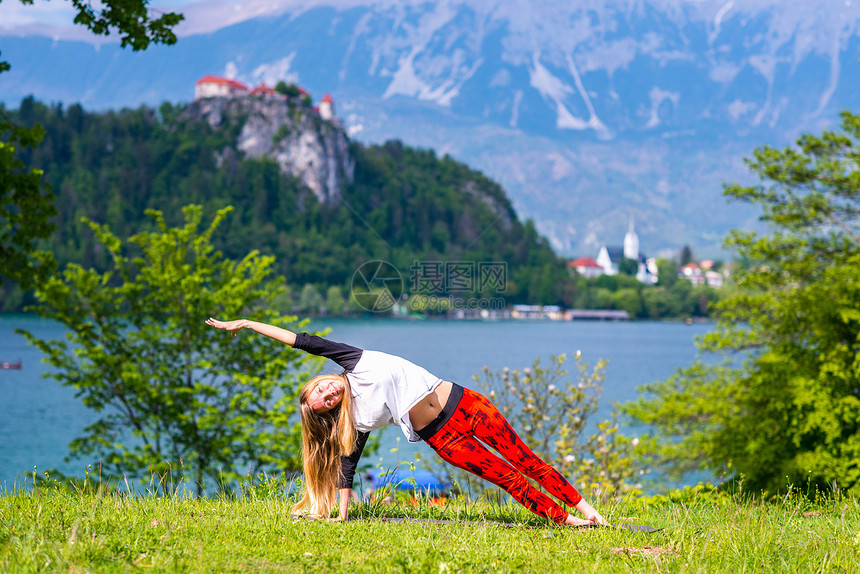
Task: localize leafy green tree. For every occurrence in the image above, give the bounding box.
[680,245,694,266]
[612,287,643,318]
[275,81,301,98]
[625,111,860,494]
[592,287,614,310]
[655,257,679,288]
[5,0,183,51]
[1,0,183,286]
[19,206,322,495]
[618,257,638,276]
[641,287,670,319]
[298,283,324,315]
[271,284,294,314]
[0,112,55,287]
[666,279,694,317]
[691,285,718,317]
[324,285,346,316]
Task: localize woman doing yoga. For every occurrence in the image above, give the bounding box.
[205,318,606,526]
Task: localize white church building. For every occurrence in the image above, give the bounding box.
[594,215,658,284]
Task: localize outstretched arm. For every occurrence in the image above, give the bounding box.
[205,318,297,346]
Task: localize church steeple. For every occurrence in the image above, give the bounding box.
[623,212,639,260]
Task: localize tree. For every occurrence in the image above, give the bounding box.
[618,257,638,276]
[679,245,694,266]
[1,1,183,286]
[298,283,324,315]
[612,287,643,318]
[325,285,346,316]
[275,81,301,98]
[624,111,860,494]
[655,257,678,288]
[641,287,670,319]
[5,0,184,52]
[0,112,55,287]
[19,206,323,495]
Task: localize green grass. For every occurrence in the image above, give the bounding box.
[1,480,858,573]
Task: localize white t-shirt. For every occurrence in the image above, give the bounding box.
[293,333,443,442]
[347,350,443,442]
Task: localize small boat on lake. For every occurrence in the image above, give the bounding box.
[0,360,22,370]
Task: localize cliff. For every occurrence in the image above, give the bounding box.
[185,95,354,204]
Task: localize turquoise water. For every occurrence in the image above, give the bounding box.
[0,316,713,488]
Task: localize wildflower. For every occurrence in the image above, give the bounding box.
[632,437,640,447]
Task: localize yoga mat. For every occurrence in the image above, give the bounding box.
[292,514,661,532]
[360,516,661,532]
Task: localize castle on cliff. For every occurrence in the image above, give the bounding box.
[193,75,336,121]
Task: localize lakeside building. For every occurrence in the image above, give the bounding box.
[566,309,629,321]
[510,305,565,320]
[446,308,512,320]
[680,263,724,287]
[442,306,629,321]
[569,256,603,278]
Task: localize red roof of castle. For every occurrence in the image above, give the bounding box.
[195,75,248,91]
[321,93,333,103]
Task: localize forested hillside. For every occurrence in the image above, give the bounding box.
[4,97,571,311]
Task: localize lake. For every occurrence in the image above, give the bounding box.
[0,315,713,489]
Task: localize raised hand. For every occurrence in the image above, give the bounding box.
[205,317,247,336]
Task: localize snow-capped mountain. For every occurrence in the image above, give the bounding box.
[2,0,859,257]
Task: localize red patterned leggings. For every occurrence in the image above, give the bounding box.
[424,388,582,524]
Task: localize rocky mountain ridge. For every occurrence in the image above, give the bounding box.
[2,0,859,257]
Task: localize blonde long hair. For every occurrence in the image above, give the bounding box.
[291,373,357,517]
